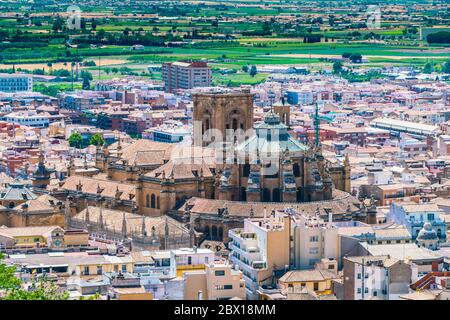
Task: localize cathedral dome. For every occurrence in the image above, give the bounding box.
[417,222,438,240]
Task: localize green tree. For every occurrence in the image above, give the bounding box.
[333,61,343,74]
[81,70,93,90]
[0,253,21,291]
[249,65,257,77]
[349,53,362,63]
[242,65,249,72]
[423,62,434,74]
[89,133,105,147]
[0,254,68,300]
[68,132,83,148]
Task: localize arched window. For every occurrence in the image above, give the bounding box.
[151,194,156,208]
[211,225,218,240]
[293,163,300,177]
[232,118,238,131]
[145,194,150,208]
[156,196,160,209]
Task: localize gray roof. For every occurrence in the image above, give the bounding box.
[236,112,308,156]
[360,242,443,262]
[0,183,37,201]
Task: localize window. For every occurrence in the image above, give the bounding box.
[309,247,319,254]
[188,256,192,265]
[224,285,232,290]
[114,265,119,273]
[121,264,127,273]
[364,273,369,279]
[205,257,209,264]
[215,270,225,276]
[84,266,89,275]
[364,288,368,294]
[97,266,102,275]
[373,291,377,297]
[146,194,150,208]
[357,273,361,279]
[309,236,319,242]
[427,213,434,221]
[33,238,40,243]
[151,194,156,208]
[313,282,319,291]
[357,288,361,294]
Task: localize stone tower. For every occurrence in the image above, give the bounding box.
[192,88,254,147]
[31,150,50,189]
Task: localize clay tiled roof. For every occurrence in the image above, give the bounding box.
[61,176,136,201]
[183,190,360,218]
[117,140,173,166]
[0,225,62,238]
[14,194,60,213]
[279,269,339,283]
[74,206,189,237]
[145,159,215,180]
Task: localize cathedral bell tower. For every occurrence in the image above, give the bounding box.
[192,89,254,147]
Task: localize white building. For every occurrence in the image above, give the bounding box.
[169,247,215,277]
[3,110,50,128]
[291,210,339,270]
[0,74,33,92]
[142,120,191,144]
[343,255,417,300]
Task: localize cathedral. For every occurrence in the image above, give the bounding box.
[34,88,362,245]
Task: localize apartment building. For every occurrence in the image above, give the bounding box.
[342,255,415,300]
[169,247,215,277]
[0,74,32,92]
[183,262,246,300]
[3,110,51,128]
[229,211,291,299]
[291,211,340,270]
[162,61,212,92]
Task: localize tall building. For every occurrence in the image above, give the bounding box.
[228,210,291,299]
[162,61,212,92]
[342,255,415,300]
[0,74,32,92]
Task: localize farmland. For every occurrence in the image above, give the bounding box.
[1,0,450,91]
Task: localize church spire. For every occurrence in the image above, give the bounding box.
[121,211,127,238]
[141,213,146,237]
[98,201,104,231]
[84,204,90,227]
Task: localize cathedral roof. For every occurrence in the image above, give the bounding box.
[74,206,189,237]
[13,194,60,213]
[61,176,135,201]
[236,112,308,156]
[0,183,37,201]
[145,159,215,180]
[112,139,174,166]
[182,189,360,218]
